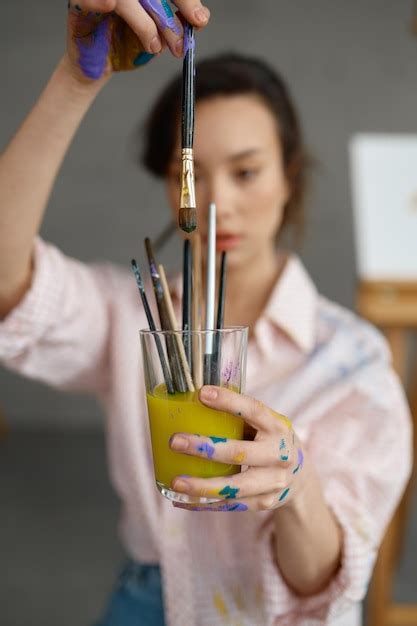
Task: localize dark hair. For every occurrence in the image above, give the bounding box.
[141,52,309,238]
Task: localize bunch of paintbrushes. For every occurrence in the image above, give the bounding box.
[131,203,226,394]
[131,23,228,392]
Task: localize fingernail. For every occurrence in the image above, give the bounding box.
[149,36,162,54]
[174,38,184,57]
[169,435,189,451]
[194,6,209,23]
[172,478,189,491]
[200,386,218,401]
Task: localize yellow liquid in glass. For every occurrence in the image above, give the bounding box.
[147,385,244,488]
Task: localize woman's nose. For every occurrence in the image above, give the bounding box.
[198,179,235,219]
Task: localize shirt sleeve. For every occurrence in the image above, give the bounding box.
[0,237,113,394]
[258,328,412,625]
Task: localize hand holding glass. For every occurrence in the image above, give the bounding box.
[140,327,248,503]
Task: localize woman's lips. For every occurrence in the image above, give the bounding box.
[202,233,243,251]
[216,235,242,251]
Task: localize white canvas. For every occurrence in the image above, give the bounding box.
[349,133,417,280]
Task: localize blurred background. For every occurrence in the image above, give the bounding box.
[0,1,416,625]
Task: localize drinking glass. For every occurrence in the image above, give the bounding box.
[140,326,248,504]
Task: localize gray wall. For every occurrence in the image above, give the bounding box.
[1,0,416,426]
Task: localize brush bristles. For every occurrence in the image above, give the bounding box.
[179,207,197,233]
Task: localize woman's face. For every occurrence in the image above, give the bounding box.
[166,95,290,269]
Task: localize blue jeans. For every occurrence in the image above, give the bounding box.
[94,561,165,626]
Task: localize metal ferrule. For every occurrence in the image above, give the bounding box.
[180,148,196,209]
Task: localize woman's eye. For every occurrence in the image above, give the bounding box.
[235,168,258,181]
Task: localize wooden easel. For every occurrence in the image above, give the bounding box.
[357,280,417,626]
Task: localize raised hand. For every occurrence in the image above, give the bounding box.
[66,0,210,81]
[169,386,306,512]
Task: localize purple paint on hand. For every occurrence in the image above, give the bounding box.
[297,448,304,468]
[76,18,110,80]
[218,502,248,512]
[197,442,215,459]
[140,0,181,35]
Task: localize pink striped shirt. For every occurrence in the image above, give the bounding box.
[0,239,412,626]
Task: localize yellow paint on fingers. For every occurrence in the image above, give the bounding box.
[272,410,292,430]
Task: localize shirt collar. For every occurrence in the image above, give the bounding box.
[168,254,317,354]
[261,254,317,353]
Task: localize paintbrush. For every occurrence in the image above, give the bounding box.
[158,263,195,393]
[203,202,216,385]
[211,251,227,385]
[182,239,192,368]
[144,237,187,393]
[191,233,203,388]
[130,259,175,395]
[179,22,196,233]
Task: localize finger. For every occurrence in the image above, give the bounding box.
[199,386,293,434]
[171,466,289,500]
[172,0,210,27]
[116,0,163,54]
[169,433,295,467]
[173,487,293,513]
[139,0,184,57]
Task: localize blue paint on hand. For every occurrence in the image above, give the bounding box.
[219,485,239,499]
[279,488,290,502]
[280,454,289,461]
[209,436,228,444]
[279,438,286,450]
[161,0,174,18]
[133,51,155,66]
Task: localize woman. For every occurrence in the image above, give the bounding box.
[0,2,412,625]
